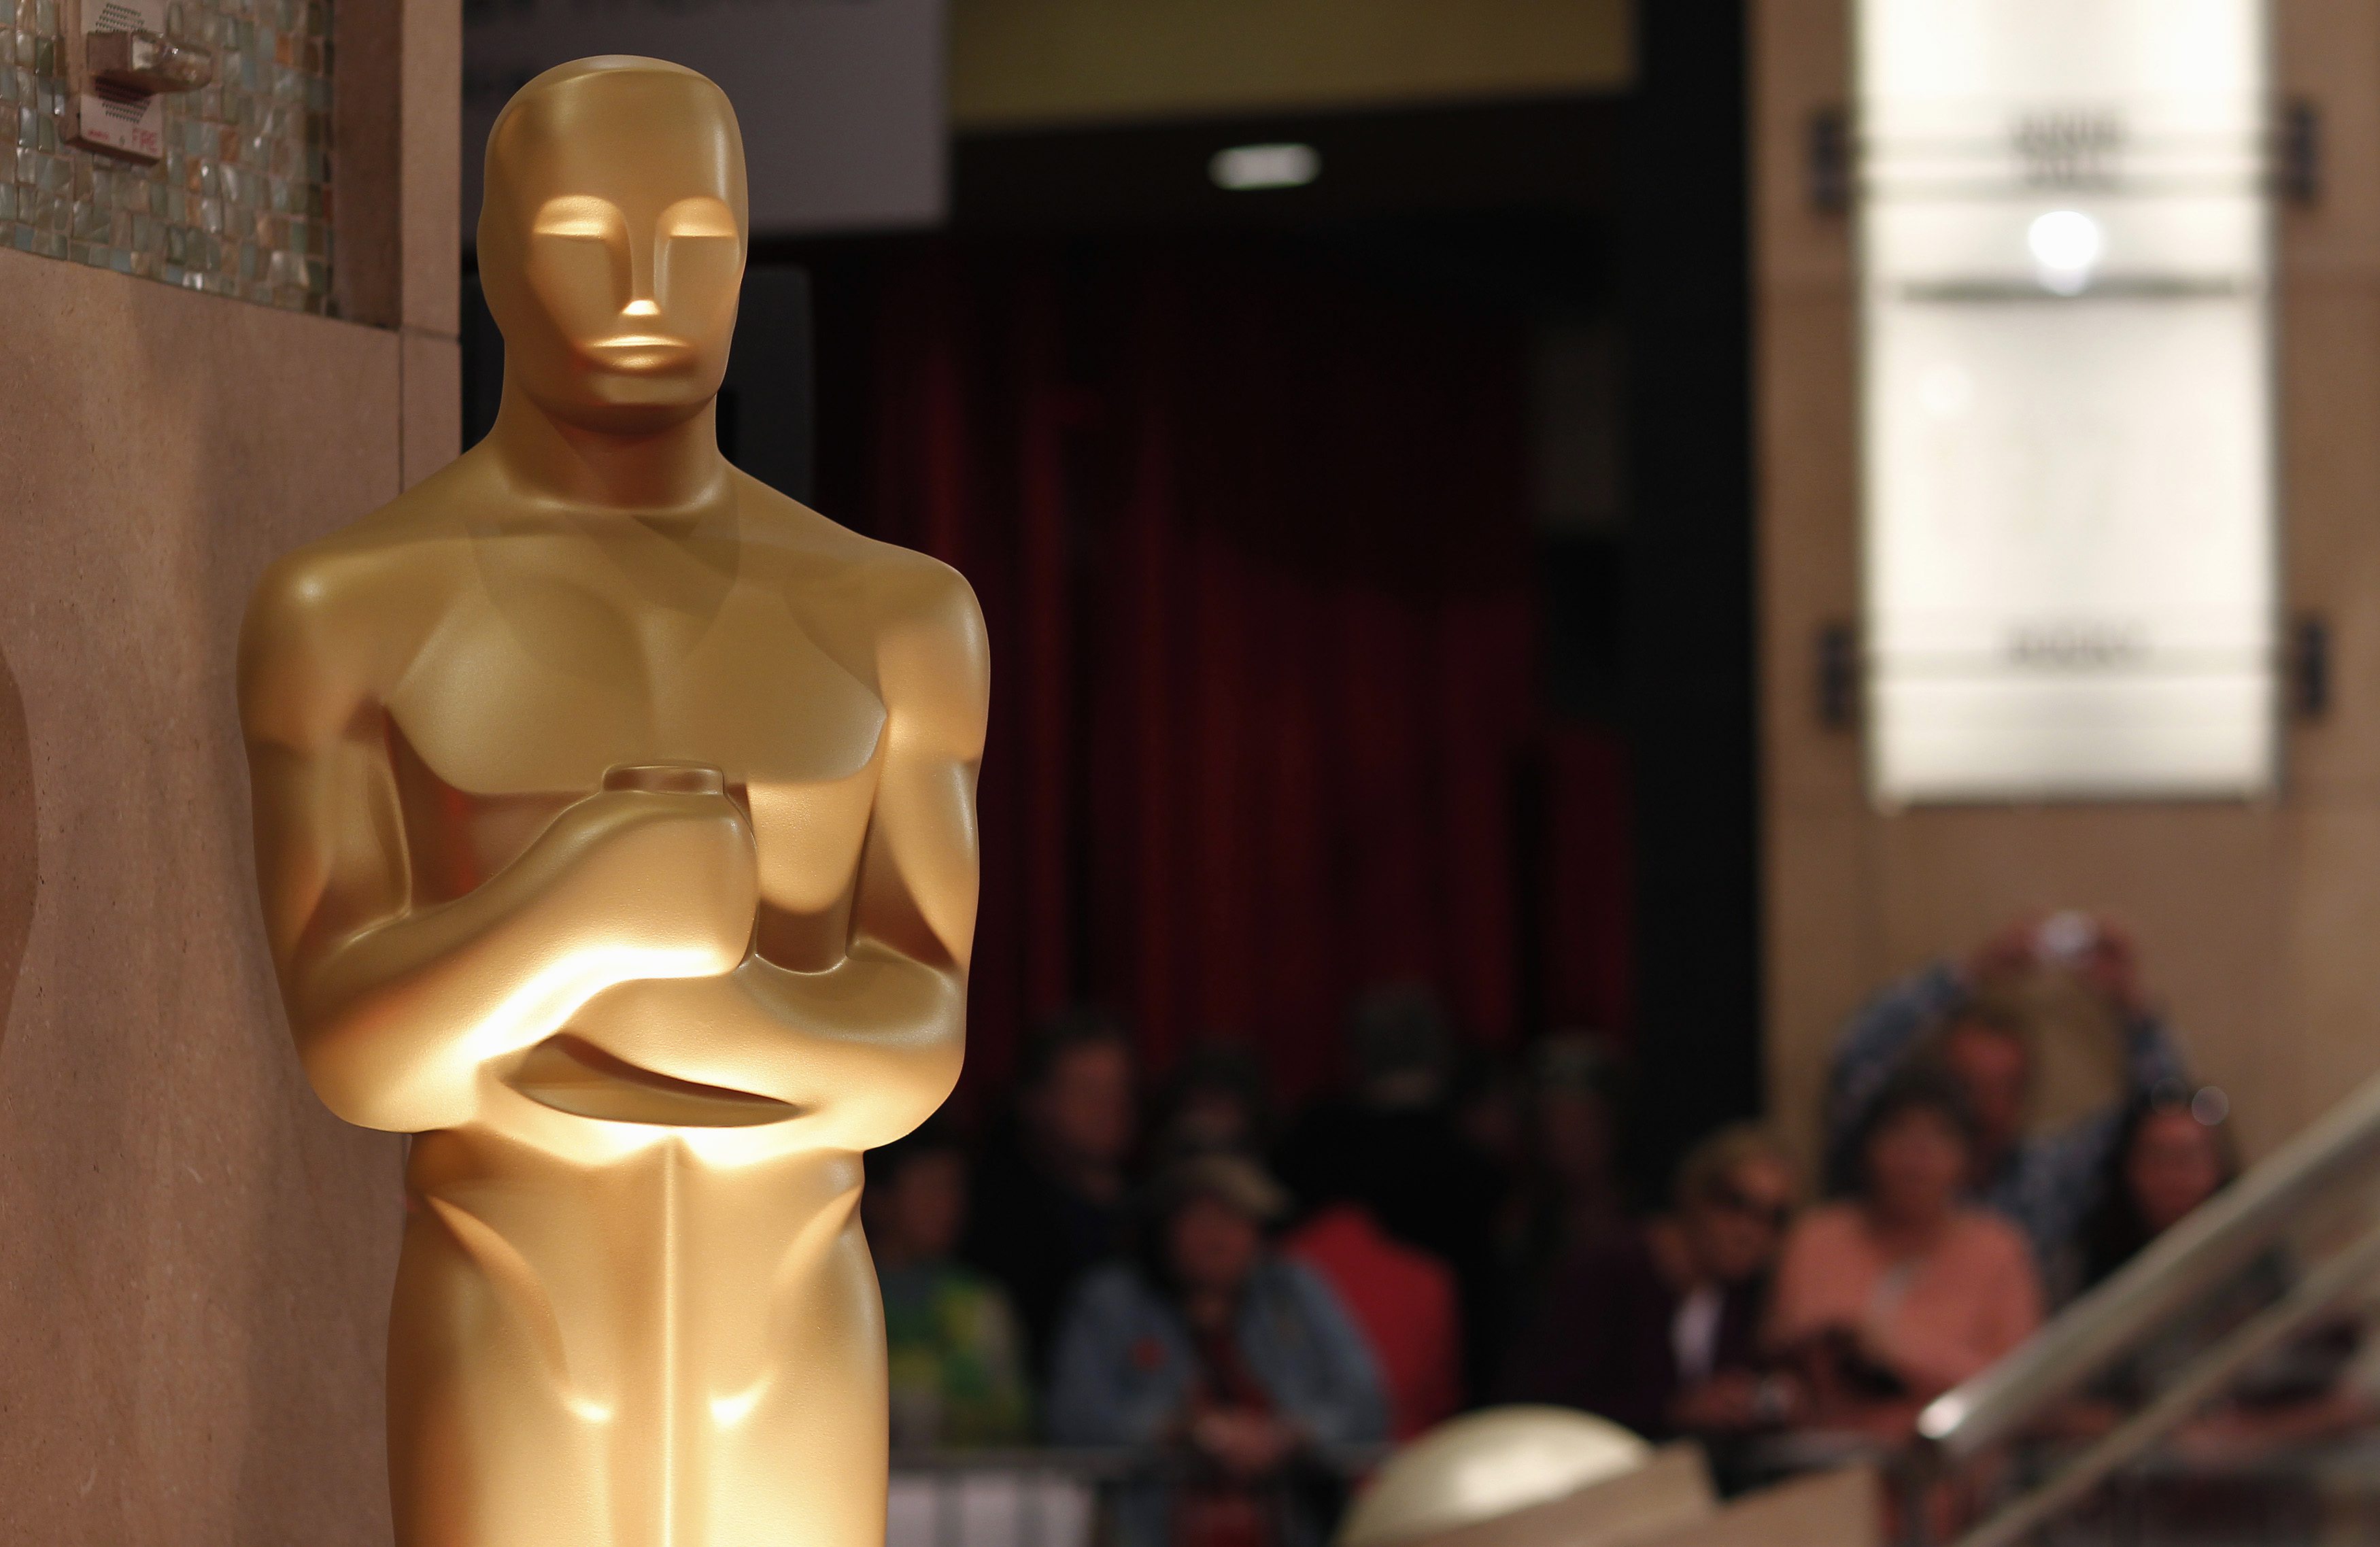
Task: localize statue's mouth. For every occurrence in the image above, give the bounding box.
[587,336,696,372]
[505,1033,800,1128]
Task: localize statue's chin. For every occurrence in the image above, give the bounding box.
[533,377,720,436]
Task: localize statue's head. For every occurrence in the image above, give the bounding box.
[479,57,748,433]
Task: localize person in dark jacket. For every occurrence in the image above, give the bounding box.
[1275,985,1507,1388]
[964,1008,1140,1372]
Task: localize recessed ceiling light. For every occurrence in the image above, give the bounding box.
[1210,143,1321,192]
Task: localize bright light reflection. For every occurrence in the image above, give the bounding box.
[1210,143,1321,191]
[466,943,730,1067]
[2027,209,2103,294]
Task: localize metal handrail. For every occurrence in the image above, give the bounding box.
[1918,1063,2380,1461]
[1950,1211,2380,1547]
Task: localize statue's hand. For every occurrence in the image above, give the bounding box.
[539,770,758,979]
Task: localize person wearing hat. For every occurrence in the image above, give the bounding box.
[1046,1153,1388,1547]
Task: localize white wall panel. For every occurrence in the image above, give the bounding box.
[1857,0,2277,802]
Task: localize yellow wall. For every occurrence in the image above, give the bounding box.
[1753,0,2380,1171]
[949,0,1632,130]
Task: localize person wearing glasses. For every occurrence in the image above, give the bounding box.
[1495,1125,1803,1443]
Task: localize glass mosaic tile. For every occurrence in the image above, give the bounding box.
[2,0,333,313]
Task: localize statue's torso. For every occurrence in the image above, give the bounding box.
[314,471,928,1546]
[382,497,892,970]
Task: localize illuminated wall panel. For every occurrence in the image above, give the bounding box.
[1858,0,2277,802]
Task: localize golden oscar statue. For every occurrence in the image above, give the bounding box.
[237,56,985,1547]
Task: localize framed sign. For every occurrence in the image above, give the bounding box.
[1856,0,2277,802]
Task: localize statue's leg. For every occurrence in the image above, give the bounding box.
[389,1199,613,1547]
[700,1220,889,1547]
[388,1141,892,1547]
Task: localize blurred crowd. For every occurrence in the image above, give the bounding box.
[864,914,2374,1547]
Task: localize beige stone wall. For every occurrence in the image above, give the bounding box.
[0,0,456,1537]
[1753,0,2380,1171]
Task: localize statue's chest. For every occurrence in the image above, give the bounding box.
[381,584,887,904]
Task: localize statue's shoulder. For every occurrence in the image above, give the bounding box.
[253,454,478,602]
[239,457,483,730]
[734,474,986,660]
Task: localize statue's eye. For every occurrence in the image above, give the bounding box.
[533,197,622,240]
[662,197,739,241]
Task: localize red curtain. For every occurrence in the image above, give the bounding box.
[855,243,1618,1104]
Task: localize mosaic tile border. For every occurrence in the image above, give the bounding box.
[1,0,333,313]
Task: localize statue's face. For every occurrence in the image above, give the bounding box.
[480,64,749,432]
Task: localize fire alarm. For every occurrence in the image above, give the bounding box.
[64,0,214,165]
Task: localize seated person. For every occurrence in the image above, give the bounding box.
[966,1009,1140,1374]
[1496,1124,1802,1442]
[1047,1154,1387,1547]
[1275,986,1507,1392]
[865,1124,1032,1450]
[1285,1200,1463,1440]
[2070,1089,2366,1454]
[1823,914,2188,1276]
[2078,1086,2241,1297]
[1773,1068,2043,1437]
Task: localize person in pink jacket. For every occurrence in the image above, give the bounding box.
[1770,1066,2043,1437]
